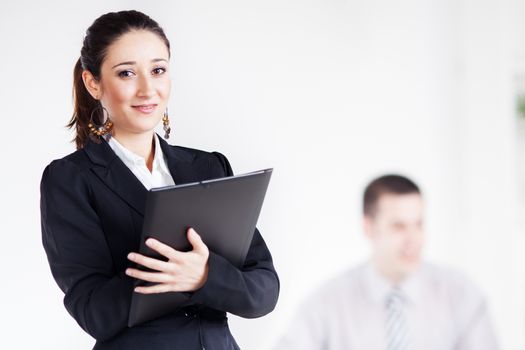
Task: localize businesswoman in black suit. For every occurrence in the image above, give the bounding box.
[40,10,279,350]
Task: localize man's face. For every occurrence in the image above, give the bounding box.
[364,193,424,281]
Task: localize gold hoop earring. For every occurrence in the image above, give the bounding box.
[88,106,113,142]
[162,108,171,139]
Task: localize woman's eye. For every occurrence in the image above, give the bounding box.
[118,70,134,78]
[152,67,166,75]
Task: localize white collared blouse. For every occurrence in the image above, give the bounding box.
[107,133,175,190]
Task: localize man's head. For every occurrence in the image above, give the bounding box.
[363,175,424,283]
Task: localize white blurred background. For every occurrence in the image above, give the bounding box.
[0,0,524,349]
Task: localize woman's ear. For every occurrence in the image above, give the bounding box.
[81,70,102,100]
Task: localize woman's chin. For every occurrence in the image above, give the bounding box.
[112,126,158,137]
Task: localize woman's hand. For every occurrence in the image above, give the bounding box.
[125,227,209,294]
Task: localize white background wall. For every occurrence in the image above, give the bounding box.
[0,0,523,349]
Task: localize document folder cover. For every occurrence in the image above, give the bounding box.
[128,168,273,327]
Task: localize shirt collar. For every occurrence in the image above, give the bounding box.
[107,133,170,174]
[152,133,172,175]
[363,260,423,306]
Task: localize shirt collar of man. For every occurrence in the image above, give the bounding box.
[363,260,424,307]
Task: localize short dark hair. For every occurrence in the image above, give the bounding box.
[363,174,421,217]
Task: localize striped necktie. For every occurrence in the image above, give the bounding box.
[385,288,409,350]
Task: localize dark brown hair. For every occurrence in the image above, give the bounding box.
[68,10,171,149]
[363,174,421,217]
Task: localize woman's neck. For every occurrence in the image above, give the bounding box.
[112,130,155,171]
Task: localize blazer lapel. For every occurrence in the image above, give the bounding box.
[157,134,203,185]
[82,133,202,217]
[83,137,148,216]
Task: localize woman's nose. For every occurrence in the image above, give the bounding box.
[137,75,154,97]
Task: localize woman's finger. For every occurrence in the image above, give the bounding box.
[127,252,172,272]
[187,228,209,255]
[145,238,181,260]
[134,283,175,294]
[125,267,172,283]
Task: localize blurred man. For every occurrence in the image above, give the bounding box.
[274,175,498,350]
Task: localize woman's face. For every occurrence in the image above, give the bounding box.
[84,30,171,137]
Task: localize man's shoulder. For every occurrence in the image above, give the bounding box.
[421,262,475,284]
[302,263,368,305]
[327,263,368,288]
[419,262,486,301]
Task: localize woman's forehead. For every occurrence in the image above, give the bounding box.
[104,30,170,65]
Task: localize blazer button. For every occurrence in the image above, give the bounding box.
[183,306,198,318]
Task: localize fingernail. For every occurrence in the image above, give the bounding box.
[125,268,131,275]
[146,238,153,245]
[127,253,135,260]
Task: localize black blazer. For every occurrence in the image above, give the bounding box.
[40,134,279,350]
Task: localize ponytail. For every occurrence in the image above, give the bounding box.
[67,58,101,149]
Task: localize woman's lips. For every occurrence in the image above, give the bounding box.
[132,104,157,114]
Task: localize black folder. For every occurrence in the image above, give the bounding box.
[127,168,273,327]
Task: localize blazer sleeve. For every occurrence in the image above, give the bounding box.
[40,159,134,341]
[187,152,280,318]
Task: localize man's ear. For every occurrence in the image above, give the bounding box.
[363,215,373,239]
[82,70,102,100]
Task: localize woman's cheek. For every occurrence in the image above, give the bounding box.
[112,81,137,102]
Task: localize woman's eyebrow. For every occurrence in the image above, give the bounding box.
[111,58,168,69]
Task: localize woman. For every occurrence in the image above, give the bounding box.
[40,10,279,350]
